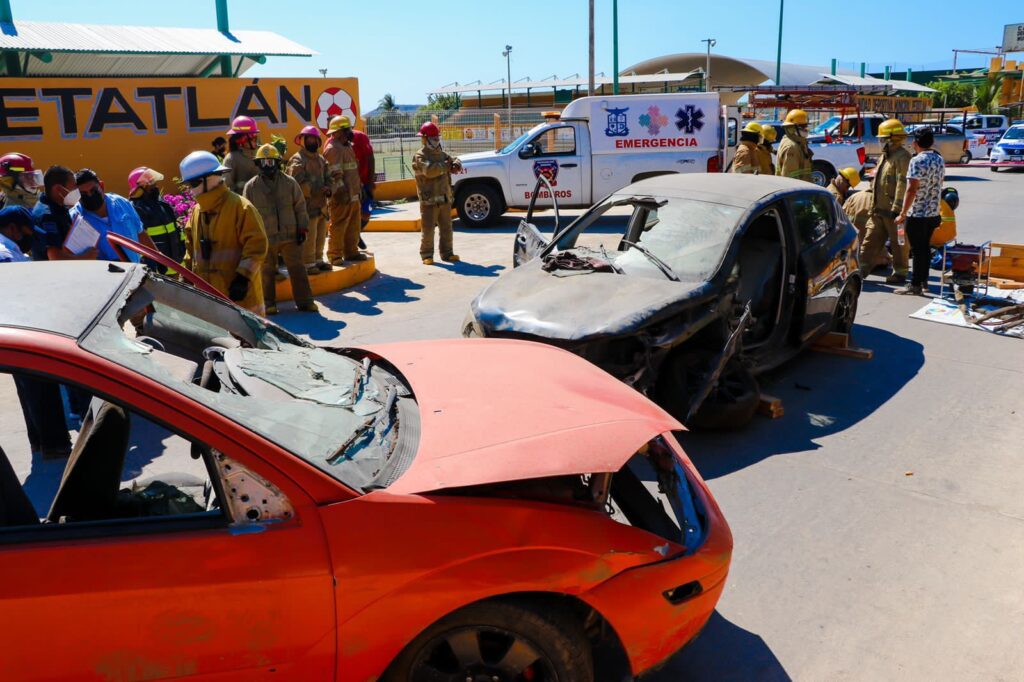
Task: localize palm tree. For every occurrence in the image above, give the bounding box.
[973,75,1004,115]
[378,93,397,112]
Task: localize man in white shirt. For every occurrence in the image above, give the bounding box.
[0,205,36,262]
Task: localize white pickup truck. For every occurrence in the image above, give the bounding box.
[452,93,729,226]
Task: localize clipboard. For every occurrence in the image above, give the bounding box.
[63,215,100,255]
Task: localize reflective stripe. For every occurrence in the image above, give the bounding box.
[341,162,359,171]
[146,222,178,237]
[941,216,955,222]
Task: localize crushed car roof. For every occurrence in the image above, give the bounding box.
[618,173,829,208]
[0,261,134,338]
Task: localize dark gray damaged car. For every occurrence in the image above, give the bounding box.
[464,174,862,429]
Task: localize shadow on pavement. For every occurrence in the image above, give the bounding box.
[276,310,347,341]
[944,174,990,182]
[432,260,505,277]
[317,272,425,315]
[20,451,66,517]
[678,323,924,480]
[658,611,792,682]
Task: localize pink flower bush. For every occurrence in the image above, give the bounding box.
[163,193,196,230]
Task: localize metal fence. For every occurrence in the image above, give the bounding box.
[366,108,552,181]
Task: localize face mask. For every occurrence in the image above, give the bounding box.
[427,136,441,149]
[62,187,80,207]
[142,186,161,200]
[304,141,320,153]
[80,189,105,211]
[259,163,278,178]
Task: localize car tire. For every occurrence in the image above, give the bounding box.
[456,184,503,227]
[657,352,760,431]
[832,281,860,334]
[959,152,971,165]
[809,161,836,187]
[991,165,1000,173]
[381,600,593,682]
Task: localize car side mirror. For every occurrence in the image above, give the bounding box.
[518,143,537,159]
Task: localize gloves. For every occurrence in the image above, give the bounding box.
[296,229,307,245]
[228,273,249,302]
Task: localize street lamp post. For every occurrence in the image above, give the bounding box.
[774,0,784,86]
[502,45,513,137]
[701,38,717,92]
[588,0,595,96]
[612,0,619,95]
[318,68,327,78]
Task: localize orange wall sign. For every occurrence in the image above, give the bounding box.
[0,77,360,194]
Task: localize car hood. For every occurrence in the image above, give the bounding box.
[362,338,681,494]
[471,257,708,342]
[459,150,501,163]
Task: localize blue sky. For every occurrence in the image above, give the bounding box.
[13,1,1024,110]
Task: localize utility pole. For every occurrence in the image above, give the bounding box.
[503,45,513,137]
[588,0,595,96]
[612,0,619,95]
[701,38,717,92]
[775,0,784,85]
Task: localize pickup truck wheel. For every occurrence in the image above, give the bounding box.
[809,161,835,187]
[959,152,971,165]
[456,185,502,227]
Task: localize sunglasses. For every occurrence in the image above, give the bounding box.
[185,178,205,188]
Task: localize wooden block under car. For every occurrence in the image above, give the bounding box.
[810,332,874,360]
[757,394,785,419]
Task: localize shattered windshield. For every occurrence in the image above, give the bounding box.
[553,194,743,283]
[79,270,416,492]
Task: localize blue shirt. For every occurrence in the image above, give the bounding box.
[32,196,73,260]
[70,192,144,262]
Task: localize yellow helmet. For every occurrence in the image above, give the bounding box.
[760,124,777,142]
[839,167,861,188]
[254,144,282,161]
[742,121,763,135]
[326,115,353,135]
[784,109,809,126]
[878,118,906,138]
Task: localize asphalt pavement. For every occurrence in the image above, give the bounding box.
[282,164,1024,681]
[4,164,1022,680]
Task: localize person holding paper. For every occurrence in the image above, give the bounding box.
[70,168,159,262]
[32,165,95,261]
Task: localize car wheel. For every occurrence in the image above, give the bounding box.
[456,185,502,227]
[991,165,1000,173]
[832,282,860,334]
[809,161,835,187]
[383,601,592,682]
[657,351,760,430]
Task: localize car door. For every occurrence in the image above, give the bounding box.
[785,192,850,342]
[0,356,337,681]
[510,124,584,208]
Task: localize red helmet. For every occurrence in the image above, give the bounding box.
[0,152,36,177]
[294,125,322,146]
[226,115,260,137]
[418,122,440,137]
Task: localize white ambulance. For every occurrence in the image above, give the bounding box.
[452,93,729,226]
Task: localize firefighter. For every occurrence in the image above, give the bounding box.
[827,167,861,204]
[128,166,185,267]
[323,116,366,264]
[843,186,874,245]
[243,144,317,315]
[222,115,261,195]
[0,153,43,209]
[758,125,777,175]
[859,118,911,283]
[287,125,333,273]
[776,109,814,182]
[413,121,462,265]
[731,122,762,174]
[179,151,268,314]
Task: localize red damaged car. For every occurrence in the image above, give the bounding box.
[0,261,731,680]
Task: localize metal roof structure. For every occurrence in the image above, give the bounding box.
[429,71,702,95]
[816,73,935,93]
[0,19,314,77]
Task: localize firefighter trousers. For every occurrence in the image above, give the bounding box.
[420,202,454,260]
[859,212,909,276]
[263,238,314,307]
[327,199,362,261]
[302,213,328,266]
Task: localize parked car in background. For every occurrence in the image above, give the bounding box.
[948,114,1009,155]
[990,123,1024,171]
[466,174,862,430]
[944,123,986,160]
[749,119,866,186]
[904,124,972,164]
[0,261,733,681]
